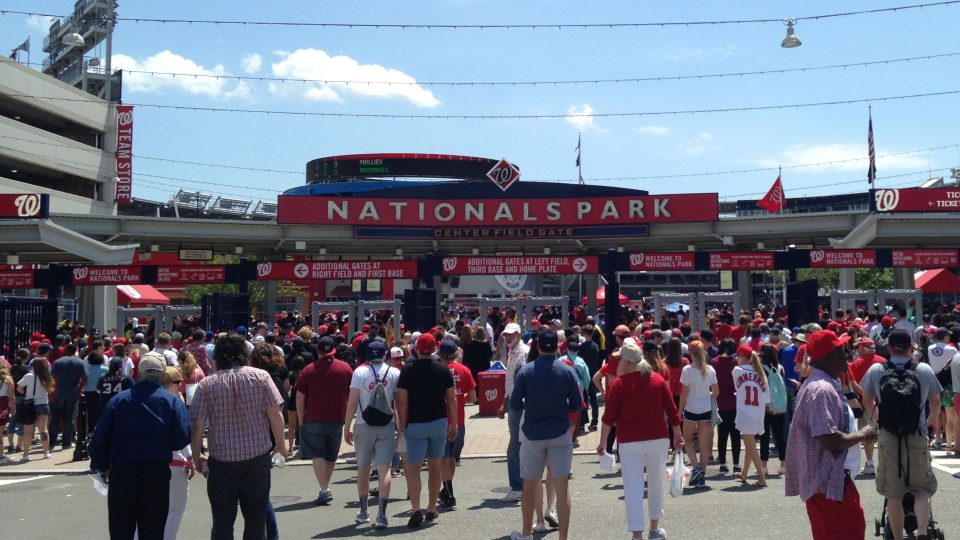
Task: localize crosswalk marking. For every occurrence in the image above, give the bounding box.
[930,450,960,477]
[0,475,52,487]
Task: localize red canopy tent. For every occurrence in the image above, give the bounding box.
[117,285,171,306]
[583,288,629,306]
[915,269,960,294]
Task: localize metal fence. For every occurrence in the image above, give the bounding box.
[0,297,58,356]
[201,293,250,334]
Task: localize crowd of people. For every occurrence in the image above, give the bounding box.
[0,300,956,539]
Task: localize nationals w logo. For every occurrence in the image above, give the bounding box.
[874,189,900,212]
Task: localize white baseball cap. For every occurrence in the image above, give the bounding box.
[503,323,522,335]
[390,346,405,359]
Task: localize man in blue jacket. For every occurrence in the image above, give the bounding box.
[508,329,583,540]
[89,352,191,540]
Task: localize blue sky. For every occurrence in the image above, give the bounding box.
[4,1,960,205]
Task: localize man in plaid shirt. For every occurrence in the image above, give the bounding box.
[191,333,287,540]
[785,330,877,540]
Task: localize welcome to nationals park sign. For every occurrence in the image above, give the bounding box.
[5,248,956,289]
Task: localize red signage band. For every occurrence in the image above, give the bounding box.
[0,269,35,288]
[156,265,226,285]
[254,260,417,281]
[277,194,719,227]
[891,249,960,268]
[628,252,696,272]
[114,105,133,204]
[441,256,599,275]
[709,252,775,271]
[72,265,142,285]
[0,194,49,219]
[809,249,877,269]
[874,187,960,213]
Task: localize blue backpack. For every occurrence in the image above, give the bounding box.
[764,365,788,414]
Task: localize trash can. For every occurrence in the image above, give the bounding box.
[477,362,506,417]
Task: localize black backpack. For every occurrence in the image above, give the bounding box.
[877,360,922,437]
[361,364,394,427]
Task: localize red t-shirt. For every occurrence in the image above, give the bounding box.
[849,353,886,384]
[714,324,732,342]
[666,360,689,397]
[602,371,679,443]
[729,326,747,344]
[600,353,620,378]
[294,358,353,422]
[446,361,476,427]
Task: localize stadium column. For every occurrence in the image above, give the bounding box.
[839,268,856,312]
[585,273,599,318]
[736,272,754,313]
[87,285,117,335]
[263,280,278,328]
[892,268,915,289]
[602,249,622,356]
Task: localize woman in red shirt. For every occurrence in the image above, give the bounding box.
[598,338,683,540]
[664,338,688,408]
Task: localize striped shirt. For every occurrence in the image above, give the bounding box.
[189,366,283,462]
[785,368,850,502]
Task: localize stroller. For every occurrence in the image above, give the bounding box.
[874,492,944,540]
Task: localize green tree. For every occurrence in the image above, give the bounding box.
[183,255,304,306]
[795,268,893,292]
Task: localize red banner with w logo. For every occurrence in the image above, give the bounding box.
[757,175,786,214]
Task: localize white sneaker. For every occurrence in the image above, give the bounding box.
[500,489,522,502]
[544,510,559,528]
[649,527,667,539]
[860,462,875,476]
[533,522,547,533]
[510,531,533,540]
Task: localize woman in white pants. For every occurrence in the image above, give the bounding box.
[161,367,193,540]
[597,338,683,540]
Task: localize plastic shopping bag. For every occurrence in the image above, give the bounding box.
[668,452,688,498]
[598,451,617,474]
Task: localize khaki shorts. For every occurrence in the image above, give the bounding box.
[856,409,873,430]
[876,431,937,499]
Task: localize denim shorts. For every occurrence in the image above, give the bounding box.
[444,426,466,460]
[35,403,50,416]
[404,418,448,463]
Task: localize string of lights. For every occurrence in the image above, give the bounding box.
[3,2,957,29]
[89,52,960,88]
[5,88,960,119]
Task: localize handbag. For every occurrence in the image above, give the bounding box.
[17,375,37,425]
[843,380,864,419]
[710,396,721,427]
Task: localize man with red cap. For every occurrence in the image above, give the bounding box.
[785,330,877,540]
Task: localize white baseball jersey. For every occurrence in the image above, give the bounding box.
[732,364,770,435]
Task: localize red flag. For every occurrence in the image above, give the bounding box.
[757,175,786,214]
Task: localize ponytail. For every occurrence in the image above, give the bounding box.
[749,352,767,387]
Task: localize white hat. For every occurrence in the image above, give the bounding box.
[503,323,522,335]
[390,346,405,359]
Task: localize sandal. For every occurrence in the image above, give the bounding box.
[424,511,439,521]
[736,472,749,484]
[752,480,768,488]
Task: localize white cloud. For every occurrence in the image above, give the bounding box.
[638,125,672,136]
[698,132,713,140]
[566,103,607,132]
[757,143,930,171]
[241,53,262,75]
[268,48,440,108]
[111,51,251,100]
[27,15,57,33]
[677,132,718,156]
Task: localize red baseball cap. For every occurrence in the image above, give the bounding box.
[880,316,893,328]
[855,337,874,348]
[806,330,851,362]
[736,344,753,357]
[415,333,438,356]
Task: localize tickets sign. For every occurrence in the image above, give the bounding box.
[441,256,599,275]
[156,265,226,284]
[278,194,719,227]
[71,265,142,285]
[809,249,877,268]
[708,252,775,271]
[254,260,417,281]
[873,187,960,213]
[0,194,49,219]
[0,269,35,288]
[628,252,696,272]
[891,249,960,268]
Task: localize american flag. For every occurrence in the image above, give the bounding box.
[867,109,876,186]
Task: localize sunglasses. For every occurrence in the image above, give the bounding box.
[170,379,183,384]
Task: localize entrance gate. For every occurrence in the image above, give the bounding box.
[202,293,250,334]
[524,296,569,333]
[697,292,741,332]
[118,306,202,337]
[653,293,697,328]
[829,290,877,315]
[478,298,525,335]
[877,289,924,324]
[0,297,58,356]
[311,301,357,334]
[358,300,402,344]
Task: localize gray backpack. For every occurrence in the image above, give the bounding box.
[361,364,394,426]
